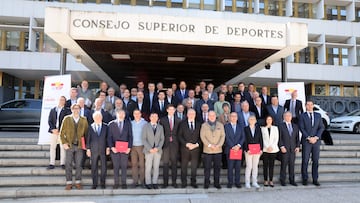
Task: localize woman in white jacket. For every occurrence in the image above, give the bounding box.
[261,115,280,187]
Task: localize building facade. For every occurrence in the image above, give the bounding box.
[0,0,359,116]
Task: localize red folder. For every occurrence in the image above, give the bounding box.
[248,144,261,154]
[115,141,128,153]
[81,137,86,150]
[229,149,242,160]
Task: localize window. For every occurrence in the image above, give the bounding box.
[344,86,354,97]
[357,87,360,97]
[329,85,340,96]
[314,84,326,96]
[2,100,26,109]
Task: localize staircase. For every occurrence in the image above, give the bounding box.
[0,131,359,199]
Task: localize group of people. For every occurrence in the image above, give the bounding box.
[47,80,324,190]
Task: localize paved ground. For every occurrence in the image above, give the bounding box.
[1,182,359,203]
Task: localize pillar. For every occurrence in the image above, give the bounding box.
[1,31,6,50]
[19,32,25,51]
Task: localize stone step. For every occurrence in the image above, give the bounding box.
[0,137,38,143]
[0,150,357,159]
[1,164,358,177]
[1,157,359,167]
[0,172,359,187]
[320,145,360,151]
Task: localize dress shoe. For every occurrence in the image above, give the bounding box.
[65,184,72,190]
[264,182,269,187]
[101,185,106,189]
[113,184,119,189]
[269,182,275,187]
[290,182,298,186]
[214,184,222,189]
[191,184,198,189]
[153,184,159,189]
[313,181,320,186]
[181,184,187,188]
[162,184,168,189]
[145,184,152,189]
[227,184,232,189]
[75,184,83,190]
[172,183,178,188]
[235,184,242,188]
[61,165,65,170]
[91,185,97,189]
[204,184,209,189]
[302,180,308,186]
[47,165,55,170]
[121,184,127,189]
[281,182,286,186]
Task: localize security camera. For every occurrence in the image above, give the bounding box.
[265,63,271,70]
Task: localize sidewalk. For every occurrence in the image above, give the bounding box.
[1,182,359,203]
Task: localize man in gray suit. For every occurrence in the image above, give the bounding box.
[142,112,165,189]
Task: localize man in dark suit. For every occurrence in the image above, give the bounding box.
[175,81,189,102]
[231,93,242,113]
[260,86,271,106]
[86,111,110,189]
[299,100,324,187]
[77,97,92,124]
[122,89,137,120]
[178,109,201,188]
[165,88,179,106]
[107,109,133,189]
[144,83,158,113]
[135,91,150,121]
[224,112,245,188]
[152,91,168,118]
[284,91,304,124]
[175,104,186,121]
[266,95,284,126]
[65,88,78,108]
[195,91,214,116]
[159,104,181,188]
[237,82,252,103]
[279,111,300,186]
[47,96,70,170]
[237,101,255,129]
[251,96,267,126]
[197,103,209,124]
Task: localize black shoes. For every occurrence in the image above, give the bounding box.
[290,182,298,186]
[204,184,209,189]
[47,165,55,170]
[61,165,65,170]
[113,184,119,189]
[281,182,286,186]
[153,184,159,189]
[91,185,97,189]
[101,185,106,189]
[227,184,232,189]
[172,183,178,188]
[302,180,308,186]
[214,184,222,189]
[235,184,242,188]
[121,184,127,189]
[191,183,198,188]
[145,184,152,189]
[313,181,320,186]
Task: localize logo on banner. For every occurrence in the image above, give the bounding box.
[51,82,64,90]
[284,88,297,94]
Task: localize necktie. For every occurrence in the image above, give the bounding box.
[232,124,236,134]
[119,122,123,134]
[169,117,173,131]
[291,100,296,117]
[161,101,164,111]
[110,96,113,104]
[190,122,194,131]
[179,113,182,120]
[287,123,293,136]
[97,124,101,136]
[309,113,313,126]
[152,124,157,134]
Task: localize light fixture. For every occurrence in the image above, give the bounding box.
[167,56,185,62]
[75,55,82,63]
[221,59,239,64]
[112,54,130,60]
[125,76,137,79]
[202,78,213,82]
[265,62,271,70]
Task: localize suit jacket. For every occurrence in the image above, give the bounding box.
[48,106,70,133]
[243,125,263,152]
[225,92,235,103]
[86,122,108,154]
[123,99,137,120]
[237,91,252,103]
[142,123,165,154]
[152,100,169,118]
[284,99,304,119]
[159,116,181,148]
[230,101,242,113]
[299,112,324,143]
[237,111,255,129]
[260,94,271,106]
[200,121,225,154]
[178,119,201,148]
[175,89,189,102]
[65,99,77,108]
[92,101,113,112]
[175,111,186,121]
[208,92,218,102]
[144,91,158,112]
[251,104,268,126]
[266,105,285,126]
[278,122,300,151]
[260,126,280,153]
[60,115,89,149]
[107,119,133,149]
[106,95,120,107]
[224,122,245,154]
[135,101,150,121]
[166,95,179,107]
[80,107,92,124]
